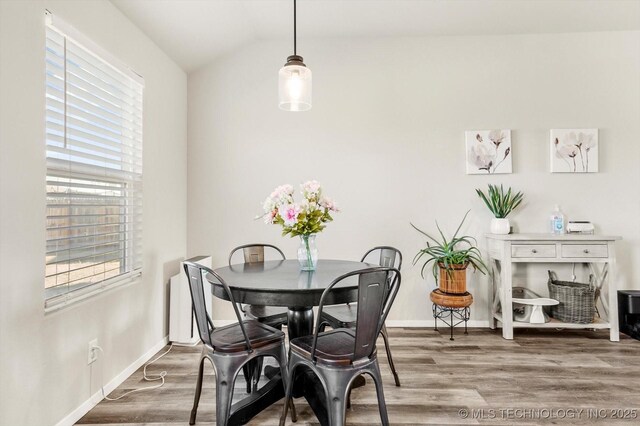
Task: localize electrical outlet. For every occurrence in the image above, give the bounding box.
[88,339,99,365]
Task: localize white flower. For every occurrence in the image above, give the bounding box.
[579,132,596,150]
[262,196,276,213]
[563,132,579,147]
[320,196,339,212]
[300,198,316,212]
[301,180,321,197]
[269,184,294,205]
[557,144,577,157]
[468,143,494,171]
[488,130,505,147]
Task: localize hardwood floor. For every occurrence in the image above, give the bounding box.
[77,328,640,425]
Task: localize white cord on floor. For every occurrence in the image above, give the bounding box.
[171,340,201,347]
[94,345,169,401]
[96,340,200,401]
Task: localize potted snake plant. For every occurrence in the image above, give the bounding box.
[411,211,487,294]
[475,184,524,235]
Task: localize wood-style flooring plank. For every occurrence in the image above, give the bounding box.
[77,328,639,425]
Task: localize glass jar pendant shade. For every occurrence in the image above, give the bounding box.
[279,0,311,111]
[279,55,312,111]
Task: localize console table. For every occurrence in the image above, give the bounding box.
[486,234,621,341]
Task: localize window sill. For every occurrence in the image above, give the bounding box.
[44,271,142,314]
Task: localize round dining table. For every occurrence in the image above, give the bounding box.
[212,259,370,339]
[210,259,372,426]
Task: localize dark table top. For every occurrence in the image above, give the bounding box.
[211,259,371,307]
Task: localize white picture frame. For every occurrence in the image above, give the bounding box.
[550,129,598,173]
[465,129,512,174]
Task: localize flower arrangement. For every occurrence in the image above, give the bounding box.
[261,180,339,236]
[260,180,339,270]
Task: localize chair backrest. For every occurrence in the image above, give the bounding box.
[312,267,401,364]
[182,261,253,351]
[361,246,403,270]
[228,243,286,266]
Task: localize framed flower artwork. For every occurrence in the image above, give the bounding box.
[465,129,512,174]
[550,129,598,173]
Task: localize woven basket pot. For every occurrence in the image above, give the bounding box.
[438,262,468,294]
[430,289,473,308]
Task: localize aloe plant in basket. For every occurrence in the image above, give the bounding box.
[411,211,487,295]
[475,184,524,235]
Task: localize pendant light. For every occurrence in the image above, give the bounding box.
[279,0,312,111]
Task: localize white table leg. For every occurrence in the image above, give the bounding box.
[501,255,513,340]
[489,258,497,329]
[607,243,619,342]
[588,262,610,317]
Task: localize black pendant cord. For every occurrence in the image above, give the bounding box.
[293,0,297,56]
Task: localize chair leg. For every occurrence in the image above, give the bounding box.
[252,357,264,392]
[279,363,296,426]
[320,370,351,426]
[289,400,298,423]
[380,325,400,386]
[276,345,297,423]
[214,359,241,426]
[369,362,390,426]
[189,356,206,425]
[242,363,252,393]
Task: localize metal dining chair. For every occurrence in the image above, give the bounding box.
[228,244,290,327]
[228,244,290,392]
[318,246,403,386]
[280,267,401,426]
[183,261,294,426]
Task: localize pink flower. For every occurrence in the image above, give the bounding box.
[264,209,277,224]
[279,204,301,227]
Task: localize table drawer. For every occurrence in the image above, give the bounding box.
[561,244,608,258]
[511,244,556,258]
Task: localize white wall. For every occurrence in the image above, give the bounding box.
[188,31,640,323]
[0,1,187,425]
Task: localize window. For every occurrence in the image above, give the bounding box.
[45,13,144,309]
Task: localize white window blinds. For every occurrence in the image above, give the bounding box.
[45,14,144,309]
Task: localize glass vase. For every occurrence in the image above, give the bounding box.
[297,234,318,271]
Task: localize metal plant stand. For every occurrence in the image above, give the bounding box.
[433,303,471,341]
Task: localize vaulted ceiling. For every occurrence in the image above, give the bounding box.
[111,0,640,72]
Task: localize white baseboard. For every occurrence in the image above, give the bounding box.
[385,319,490,328]
[55,335,169,426]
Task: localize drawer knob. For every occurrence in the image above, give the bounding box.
[584,249,590,254]
[531,249,538,254]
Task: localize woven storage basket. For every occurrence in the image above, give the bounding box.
[547,271,595,324]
